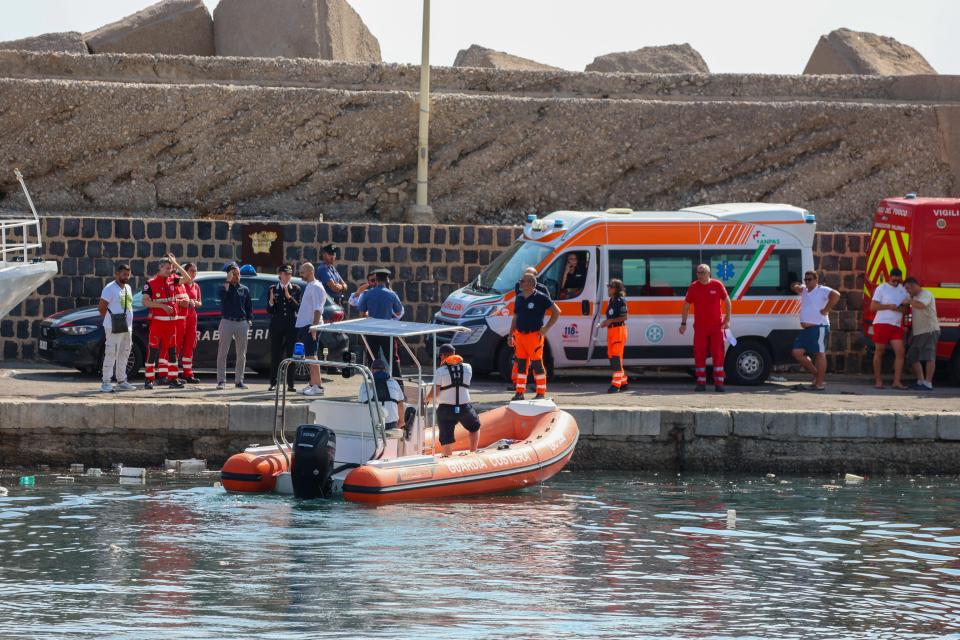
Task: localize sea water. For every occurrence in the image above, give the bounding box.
[0,472,958,639]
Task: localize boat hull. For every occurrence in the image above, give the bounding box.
[0,261,57,319]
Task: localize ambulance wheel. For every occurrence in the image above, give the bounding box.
[125,343,145,380]
[724,340,771,386]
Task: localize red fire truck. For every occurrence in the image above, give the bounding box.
[862,195,960,382]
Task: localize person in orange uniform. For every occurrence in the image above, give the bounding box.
[680,264,732,392]
[509,273,560,400]
[142,257,184,390]
[169,256,202,384]
[600,279,628,393]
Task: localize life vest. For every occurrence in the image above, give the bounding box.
[438,355,470,406]
[145,275,178,322]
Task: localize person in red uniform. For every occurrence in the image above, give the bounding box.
[169,255,202,383]
[680,264,732,392]
[509,273,560,400]
[142,257,185,389]
[600,279,629,393]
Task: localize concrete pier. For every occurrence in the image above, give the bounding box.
[2,365,958,474]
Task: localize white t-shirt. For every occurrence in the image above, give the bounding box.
[100,280,134,333]
[911,289,940,335]
[358,377,405,424]
[296,279,326,329]
[799,285,835,326]
[435,361,473,406]
[873,282,908,327]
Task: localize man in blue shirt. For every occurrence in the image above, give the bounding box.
[509,273,560,400]
[216,262,253,390]
[358,268,404,378]
[318,244,348,304]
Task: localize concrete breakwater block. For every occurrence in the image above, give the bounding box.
[586,43,710,74]
[85,0,214,56]
[803,28,936,76]
[454,44,560,72]
[214,0,381,62]
[0,32,87,55]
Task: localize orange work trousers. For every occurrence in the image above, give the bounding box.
[607,324,627,388]
[513,330,547,395]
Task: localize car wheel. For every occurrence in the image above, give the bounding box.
[125,342,145,380]
[724,339,771,386]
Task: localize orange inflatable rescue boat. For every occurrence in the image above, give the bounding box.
[220,318,579,503]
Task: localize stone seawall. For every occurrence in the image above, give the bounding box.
[2,399,958,474]
[0,216,871,374]
[0,50,957,228]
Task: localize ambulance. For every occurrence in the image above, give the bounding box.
[435,204,816,385]
[862,195,960,382]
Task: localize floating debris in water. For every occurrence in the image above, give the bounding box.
[765,473,776,480]
[726,509,737,529]
[18,476,35,486]
[822,484,842,490]
[55,476,74,483]
[69,463,84,474]
[86,468,102,477]
[164,459,207,474]
[0,486,8,496]
[845,473,865,484]
[119,467,146,479]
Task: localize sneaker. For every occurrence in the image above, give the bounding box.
[695,384,706,392]
[144,380,154,390]
[100,382,114,393]
[534,393,546,400]
[115,382,137,391]
[287,385,297,393]
[183,376,201,384]
[607,385,620,394]
[715,385,725,393]
[303,385,324,397]
[511,392,525,401]
[216,382,225,390]
[911,382,933,391]
[298,385,313,395]
[235,382,248,390]
[268,384,277,392]
[168,379,185,389]
[619,384,629,392]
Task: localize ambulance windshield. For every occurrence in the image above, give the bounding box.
[473,241,553,294]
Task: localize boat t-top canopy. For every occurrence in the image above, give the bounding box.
[310,317,469,338]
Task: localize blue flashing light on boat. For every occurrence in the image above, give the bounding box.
[553,219,564,228]
[526,214,537,223]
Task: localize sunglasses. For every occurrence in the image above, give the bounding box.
[803,277,815,281]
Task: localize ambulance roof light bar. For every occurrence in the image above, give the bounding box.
[905,192,917,199]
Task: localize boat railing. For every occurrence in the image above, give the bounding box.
[272,358,387,466]
[1,170,44,263]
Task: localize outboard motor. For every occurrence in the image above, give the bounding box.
[290,424,337,499]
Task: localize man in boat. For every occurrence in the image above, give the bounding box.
[357,358,406,431]
[430,344,481,457]
[141,257,184,390]
[509,273,560,400]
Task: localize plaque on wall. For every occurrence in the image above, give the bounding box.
[241,223,284,268]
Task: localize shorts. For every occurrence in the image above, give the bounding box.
[872,323,904,346]
[907,330,939,364]
[297,326,319,357]
[436,404,481,445]
[793,325,829,355]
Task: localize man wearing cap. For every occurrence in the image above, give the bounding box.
[509,273,560,400]
[142,257,184,389]
[359,268,405,378]
[428,344,482,457]
[296,262,326,396]
[318,244,348,304]
[358,358,406,431]
[216,262,253,390]
[267,264,301,392]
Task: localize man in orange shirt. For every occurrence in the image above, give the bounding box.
[680,264,732,392]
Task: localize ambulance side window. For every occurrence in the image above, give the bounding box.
[609,251,696,297]
[705,249,802,295]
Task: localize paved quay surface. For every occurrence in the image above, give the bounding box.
[1,363,958,413]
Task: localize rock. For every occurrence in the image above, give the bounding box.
[453,44,560,72]
[586,43,709,74]
[803,28,936,76]
[85,0,214,56]
[214,0,381,62]
[0,32,87,54]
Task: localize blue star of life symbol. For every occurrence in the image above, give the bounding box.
[716,260,735,281]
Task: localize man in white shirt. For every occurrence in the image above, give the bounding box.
[428,344,482,457]
[98,263,137,393]
[296,262,327,396]
[870,268,909,389]
[357,359,406,429]
[904,277,940,391]
[790,271,840,391]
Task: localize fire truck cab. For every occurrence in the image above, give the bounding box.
[863,195,960,382]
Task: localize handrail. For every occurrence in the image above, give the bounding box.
[272,358,387,466]
[1,170,44,264]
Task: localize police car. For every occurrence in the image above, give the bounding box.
[37,271,350,379]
